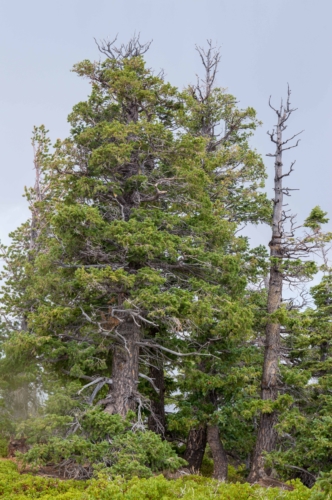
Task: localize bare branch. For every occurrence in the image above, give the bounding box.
[281,130,304,146]
[94,33,152,60]
[136,341,214,358]
[138,373,160,393]
[77,377,112,395]
[194,39,221,99]
[278,161,296,180]
[281,139,302,152]
[89,380,108,404]
[282,464,316,480]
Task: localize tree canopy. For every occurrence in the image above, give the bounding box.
[0,36,331,490]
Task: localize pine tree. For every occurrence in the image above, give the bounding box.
[168,40,270,480]
[0,36,268,435]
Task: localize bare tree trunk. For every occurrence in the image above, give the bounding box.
[184,425,207,472]
[147,363,166,436]
[105,318,140,417]
[248,267,283,482]
[207,425,228,481]
[249,88,301,482]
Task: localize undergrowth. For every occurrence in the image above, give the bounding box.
[0,459,326,500]
[17,408,185,479]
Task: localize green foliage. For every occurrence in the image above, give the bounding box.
[0,37,331,491]
[264,270,332,483]
[310,471,332,500]
[19,408,185,478]
[304,206,329,230]
[0,38,272,479]
[0,460,314,499]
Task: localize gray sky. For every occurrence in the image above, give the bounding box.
[0,0,331,254]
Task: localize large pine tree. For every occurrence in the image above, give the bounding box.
[0,37,269,423]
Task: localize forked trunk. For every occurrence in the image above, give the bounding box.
[207,424,228,481]
[105,318,140,417]
[184,425,207,472]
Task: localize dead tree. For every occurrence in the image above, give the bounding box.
[248,87,303,482]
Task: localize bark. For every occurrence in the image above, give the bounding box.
[248,93,290,483]
[147,363,166,436]
[248,412,279,482]
[207,424,228,481]
[105,317,140,417]
[248,267,282,482]
[184,425,207,472]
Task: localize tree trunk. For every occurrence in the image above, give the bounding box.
[248,266,283,482]
[147,363,166,436]
[248,94,288,483]
[105,317,140,417]
[207,424,228,481]
[184,425,207,472]
[248,412,279,482]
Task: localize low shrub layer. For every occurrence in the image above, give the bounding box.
[0,459,322,500]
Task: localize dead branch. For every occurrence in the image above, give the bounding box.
[94,33,152,60]
[194,39,221,100]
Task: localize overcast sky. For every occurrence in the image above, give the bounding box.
[0,0,331,257]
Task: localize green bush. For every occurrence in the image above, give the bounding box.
[0,461,316,499]
[309,471,332,500]
[19,408,185,479]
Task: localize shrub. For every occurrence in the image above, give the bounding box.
[0,462,315,500]
[19,408,185,479]
[309,471,332,500]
